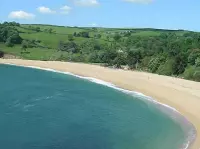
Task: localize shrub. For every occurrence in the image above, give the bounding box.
[183,66,196,80]
[148,56,165,73]
[0,51,4,58]
[195,57,200,67]
[5,38,14,47]
[141,57,151,68]
[193,71,200,82]
[157,59,175,76]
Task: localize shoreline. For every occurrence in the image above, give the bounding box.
[2,63,197,149]
[0,59,200,149]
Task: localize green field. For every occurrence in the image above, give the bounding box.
[0,24,194,61]
[1,22,200,81]
[22,24,86,34]
[0,23,194,60]
[0,44,63,60]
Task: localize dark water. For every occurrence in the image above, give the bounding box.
[0,64,187,149]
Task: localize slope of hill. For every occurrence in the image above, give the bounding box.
[0,22,200,81]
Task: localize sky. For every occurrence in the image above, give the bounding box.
[0,0,200,31]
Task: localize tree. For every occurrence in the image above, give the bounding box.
[113,34,121,42]
[92,27,97,31]
[127,49,142,69]
[183,66,196,80]
[8,21,20,26]
[141,56,151,68]
[88,52,99,63]
[9,33,22,44]
[35,27,40,32]
[94,42,101,50]
[168,40,181,56]
[95,34,101,39]
[76,31,90,38]
[159,33,168,39]
[188,49,200,65]
[48,28,53,34]
[21,40,28,53]
[172,53,187,75]
[5,38,14,47]
[195,57,200,67]
[0,25,22,44]
[101,49,118,65]
[81,32,90,38]
[73,32,77,37]
[157,59,174,76]
[113,52,126,68]
[106,36,110,41]
[148,57,162,73]
[0,51,4,58]
[58,41,78,53]
[124,32,131,37]
[0,27,9,42]
[193,71,200,82]
[68,34,74,41]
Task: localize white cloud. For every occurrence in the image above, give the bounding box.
[74,0,99,7]
[60,5,72,14]
[123,0,153,4]
[8,11,35,19]
[37,6,56,14]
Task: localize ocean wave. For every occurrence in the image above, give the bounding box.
[23,104,35,111]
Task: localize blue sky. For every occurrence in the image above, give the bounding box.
[0,0,200,31]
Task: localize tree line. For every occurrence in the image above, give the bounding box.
[0,22,22,47]
[58,31,200,81]
[1,22,200,81]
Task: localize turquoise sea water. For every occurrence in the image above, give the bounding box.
[0,64,191,149]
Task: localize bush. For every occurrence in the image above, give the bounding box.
[127,49,141,69]
[183,66,196,80]
[58,41,78,53]
[9,34,22,44]
[157,59,175,76]
[71,53,86,62]
[113,53,126,68]
[183,66,200,81]
[0,51,4,58]
[141,57,151,68]
[195,57,200,67]
[5,38,14,47]
[172,53,187,75]
[88,52,99,63]
[68,34,74,41]
[193,71,200,82]
[188,49,200,65]
[148,56,165,73]
[56,54,70,61]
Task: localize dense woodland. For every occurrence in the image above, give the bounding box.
[1,22,200,81]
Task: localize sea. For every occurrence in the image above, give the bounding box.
[0,64,196,149]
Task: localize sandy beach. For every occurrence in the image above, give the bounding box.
[0,59,200,149]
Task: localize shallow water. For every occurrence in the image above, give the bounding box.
[0,64,189,149]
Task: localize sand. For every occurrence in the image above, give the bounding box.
[0,59,200,149]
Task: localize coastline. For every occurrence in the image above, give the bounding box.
[0,59,200,149]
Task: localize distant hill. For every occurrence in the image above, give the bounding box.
[1,22,200,81]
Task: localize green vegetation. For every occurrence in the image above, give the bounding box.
[1,21,200,81]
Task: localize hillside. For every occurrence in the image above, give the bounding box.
[0,22,200,81]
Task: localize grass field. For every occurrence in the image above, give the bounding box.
[22,24,90,34]
[1,24,191,60]
[0,43,67,60]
